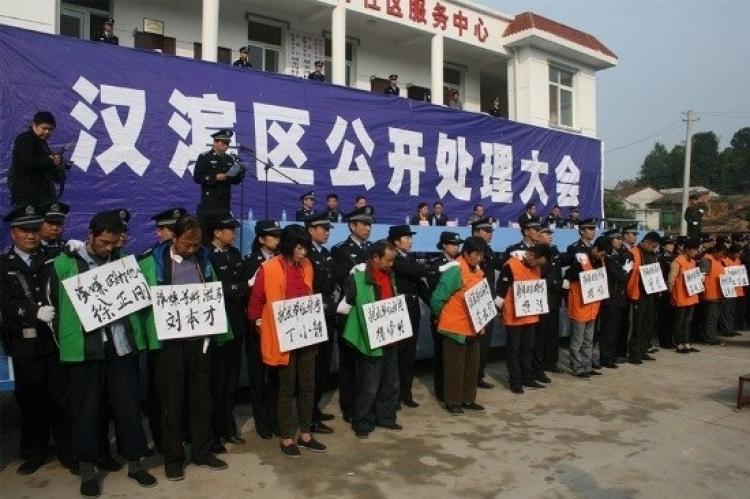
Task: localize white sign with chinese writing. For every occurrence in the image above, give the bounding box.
[639,263,667,295]
[513,279,549,317]
[464,279,497,332]
[580,267,609,304]
[285,29,325,78]
[152,282,227,340]
[61,255,152,332]
[272,294,328,352]
[720,274,738,298]
[683,267,704,296]
[362,295,413,348]
[725,265,749,287]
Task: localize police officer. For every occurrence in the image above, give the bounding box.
[565,206,581,229]
[544,205,565,229]
[113,208,131,249]
[331,205,374,420]
[471,216,502,389]
[39,201,70,258]
[243,220,283,439]
[599,229,629,368]
[194,129,245,216]
[204,210,248,452]
[295,191,316,221]
[427,231,463,401]
[0,205,74,475]
[94,17,118,45]
[325,193,343,223]
[536,226,563,374]
[233,46,252,68]
[562,217,598,268]
[151,207,188,243]
[308,60,326,81]
[384,74,400,96]
[657,235,677,348]
[304,212,337,433]
[504,217,541,263]
[517,202,536,226]
[684,194,705,239]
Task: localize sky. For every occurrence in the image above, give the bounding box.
[485,0,750,187]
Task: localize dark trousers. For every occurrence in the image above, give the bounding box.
[616,303,630,358]
[534,296,561,371]
[442,336,479,406]
[736,295,748,330]
[244,327,276,436]
[719,298,737,335]
[276,346,316,439]
[478,316,496,379]
[397,297,421,403]
[13,352,73,461]
[337,316,357,417]
[505,325,535,387]
[353,347,399,434]
[154,339,213,468]
[702,301,720,343]
[313,316,335,420]
[656,294,674,347]
[211,337,242,440]
[599,303,625,365]
[68,344,148,464]
[144,352,161,449]
[628,297,655,361]
[673,305,694,345]
[431,321,444,401]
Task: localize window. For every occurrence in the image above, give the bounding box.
[248,19,283,72]
[60,1,111,40]
[324,38,354,86]
[549,66,575,127]
[443,66,463,106]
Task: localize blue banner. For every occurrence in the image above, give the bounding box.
[0,25,602,253]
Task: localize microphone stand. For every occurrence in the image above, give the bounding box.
[237,147,300,219]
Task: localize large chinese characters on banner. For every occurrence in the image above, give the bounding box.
[0,26,603,254]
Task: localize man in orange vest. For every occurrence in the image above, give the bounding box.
[719,243,744,337]
[496,244,553,394]
[699,244,727,346]
[625,231,662,364]
[668,238,702,353]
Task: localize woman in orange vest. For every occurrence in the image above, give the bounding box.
[699,244,727,346]
[669,238,702,353]
[248,225,327,458]
[565,237,610,378]
[719,244,744,337]
[430,237,488,414]
[497,244,553,394]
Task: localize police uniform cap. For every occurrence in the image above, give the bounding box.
[303,212,332,228]
[389,74,398,80]
[211,129,233,141]
[345,205,374,223]
[314,60,323,66]
[602,228,622,239]
[4,205,43,229]
[41,201,70,223]
[152,207,187,227]
[675,236,688,246]
[239,46,249,53]
[300,191,315,201]
[660,235,676,245]
[578,217,598,228]
[520,217,542,230]
[700,233,714,243]
[620,223,638,235]
[540,227,554,234]
[436,231,463,250]
[255,220,282,236]
[204,209,240,230]
[104,17,114,24]
[387,224,416,241]
[471,216,496,232]
[113,208,131,227]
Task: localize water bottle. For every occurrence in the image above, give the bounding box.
[405,215,410,224]
[454,217,459,226]
[337,212,342,223]
[247,208,254,221]
[281,209,287,222]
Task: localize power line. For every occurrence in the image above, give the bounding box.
[604,121,683,154]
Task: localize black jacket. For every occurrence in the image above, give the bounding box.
[392,252,432,304]
[193,150,244,212]
[331,236,372,287]
[308,244,337,316]
[8,130,60,206]
[308,72,325,81]
[208,244,249,337]
[604,252,628,308]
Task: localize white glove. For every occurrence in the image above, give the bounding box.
[494,296,504,309]
[510,250,526,260]
[337,298,353,315]
[562,279,571,290]
[349,263,366,275]
[622,260,634,273]
[36,305,56,322]
[66,239,86,252]
[438,261,459,273]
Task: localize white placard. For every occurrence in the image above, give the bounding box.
[639,263,667,294]
[464,279,497,332]
[362,295,413,348]
[513,279,549,317]
[580,267,610,304]
[683,267,705,296]
[272,294,328,352]
[152,283,227,340]
[285,29,325,78]
[720,274,738,298]
[61,255,152,332]
[726,265,749,287]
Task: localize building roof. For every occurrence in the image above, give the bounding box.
[503,11,617,59]
[615,185,661,199]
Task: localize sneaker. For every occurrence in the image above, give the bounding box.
[510,385,525,394]
[535,373,552,383]
[128,470,157,488]
[17,456,46,475]
[446,404,464,414]
[477,378,494,389]
[280,442,302,458]
[97,455,122,472]
[522,380,545,388]
[461,402,485,411]
[297,437,327,453]
[80,478,100,498]
[402,399,420,408]
[355,431,369,440]
[165,465,184,481]
[192,455,228,470]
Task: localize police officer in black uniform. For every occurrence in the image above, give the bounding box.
[304,212,337,433]
[562,217,598,268]
[331,205,374,421]
[308,60,326,81]
[0,205,74,475]
[204,210,248,452]
[325,193,343,223]
[232,46,253,68]
[565,206,581,229]
[656,235,677,348]
[684,193,705,239]
[599,229,629,368]
[151,207,188,243]
[427,231,463,401]
[503,217,541,263]
[295,191,316,221]
[471,216,502,389]
[39,201,70,258]
[94,17,118,45]
[536,225,563,374]
[544,205,565,229]
[243,220,283,438]
[193,129,245,216]
[384,74,400,96]
[113,208,131,249]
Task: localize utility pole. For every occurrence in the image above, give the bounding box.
[679,110,699,235]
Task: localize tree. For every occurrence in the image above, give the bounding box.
[604,190,632,220]
[730,127,750,151]
[637,142,674,189]
[690,131,720,189]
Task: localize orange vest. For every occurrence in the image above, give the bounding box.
[567,257,602,322]
[722,257,745,298]
[437,257,485,336]
[258,256,314,366]
[502,257,542,326]
[701,254,723,302]
[626,246,643,301]
[671,255,700,307]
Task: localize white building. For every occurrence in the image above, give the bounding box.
[1,0,616,137]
